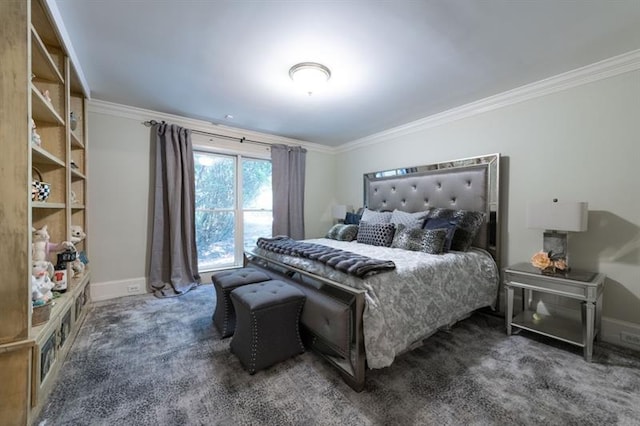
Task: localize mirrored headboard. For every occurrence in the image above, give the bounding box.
[363,153,501,264]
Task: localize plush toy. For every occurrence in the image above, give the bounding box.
[31,118,42,146]
[32,225,74,262]
[70,225,86,244]
[32,260,55,303]
[71,258,85,278]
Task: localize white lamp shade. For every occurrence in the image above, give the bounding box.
[526,201,588,232]
[332,205,347,220]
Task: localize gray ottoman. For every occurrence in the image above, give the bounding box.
[212,268,271,338]
[230,280,306,374]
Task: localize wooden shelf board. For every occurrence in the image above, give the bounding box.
[32,145,64,167]
[31,85,64,125]
[70,131,84,148]
[71,169,86,180]
[30,25,64,84]
[71,204,86,210]
[512,310,584,347]
[32,202,65,209]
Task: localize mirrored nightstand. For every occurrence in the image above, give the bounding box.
[504,262,605,361]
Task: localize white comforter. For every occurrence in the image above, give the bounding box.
[253,238,499,369]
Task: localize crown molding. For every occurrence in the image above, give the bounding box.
[336,49,640,154]
[87,99,334,154]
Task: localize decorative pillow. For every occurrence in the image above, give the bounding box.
[426,208,486,251]
[325,224,359,241]
[356,222,396,247]
[360,208,392,224]
[344,212,362,225]
[390,209,429,229]
[391,224,447,254]
[423,217,458,252]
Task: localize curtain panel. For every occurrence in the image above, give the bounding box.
[149,123,200,297]
[271,144,307,240]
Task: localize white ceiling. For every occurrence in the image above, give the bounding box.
[54,0,640,147]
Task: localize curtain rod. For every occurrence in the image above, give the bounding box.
[142,120,300,149]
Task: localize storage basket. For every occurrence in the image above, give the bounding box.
[32,167,51,202]
[32,302,52,326]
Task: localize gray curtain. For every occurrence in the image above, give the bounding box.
[271,144,307,240]
[149,123,200,297]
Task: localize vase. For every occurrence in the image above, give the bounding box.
[70,112,78,131]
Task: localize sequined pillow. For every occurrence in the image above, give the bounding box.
[423,217,458,252]
[426,208,486,251]
[325,224,359,241]
[356,222,396,247]
[391,224,447,254]
[360,208,392,224]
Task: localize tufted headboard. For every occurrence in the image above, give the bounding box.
[363,154,500,262]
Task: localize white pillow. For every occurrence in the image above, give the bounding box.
[390,209,429,229]
[360,208,392,224]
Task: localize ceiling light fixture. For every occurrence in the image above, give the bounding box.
[289,62,331,96]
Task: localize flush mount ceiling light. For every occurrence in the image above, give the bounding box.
[289,62,331,96]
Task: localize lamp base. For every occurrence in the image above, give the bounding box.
[542,230,572,271]
[543,231,567,259]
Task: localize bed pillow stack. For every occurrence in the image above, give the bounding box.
[424,208,486,251]
[423,217,458,252]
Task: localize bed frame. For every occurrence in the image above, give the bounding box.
[245,153,501,391]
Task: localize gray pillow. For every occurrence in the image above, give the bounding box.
[325,224,359,241]
[391,224,447,254]
[423,217,458,252]
[390,209,429,229]
[360,208,392,224]
[426,208,486,251]
[356,222,395,247]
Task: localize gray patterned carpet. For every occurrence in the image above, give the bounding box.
[36,284,640,426]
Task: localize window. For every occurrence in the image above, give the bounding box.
[194,151,272,271]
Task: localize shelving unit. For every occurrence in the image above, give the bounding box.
[0,1,91,424]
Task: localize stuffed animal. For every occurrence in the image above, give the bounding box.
[32,260,55,303]
[71,258,85,278]
[70,225,86,244]
[32,225,74,262]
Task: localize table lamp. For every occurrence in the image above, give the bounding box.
[332,205,348,224]
[526,199,588,269]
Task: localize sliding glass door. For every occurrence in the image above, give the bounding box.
[194,151,272,271]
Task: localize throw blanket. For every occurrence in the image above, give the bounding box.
[256,236,396,278]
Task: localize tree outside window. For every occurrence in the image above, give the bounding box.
[194,152,272,270]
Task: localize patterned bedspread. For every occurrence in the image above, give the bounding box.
[252,238,500,369]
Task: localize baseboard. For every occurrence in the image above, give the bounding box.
[90,277,148,302]
[601,317,640,352]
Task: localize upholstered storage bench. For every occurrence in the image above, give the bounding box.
[212,268,272,338]
[245,263,352,359]
[230,280,306,374]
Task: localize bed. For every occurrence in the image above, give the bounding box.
[245,153,502,391]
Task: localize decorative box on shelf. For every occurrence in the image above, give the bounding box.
[32,302,52,326]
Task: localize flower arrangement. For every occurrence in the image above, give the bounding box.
[530,250,567,272]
